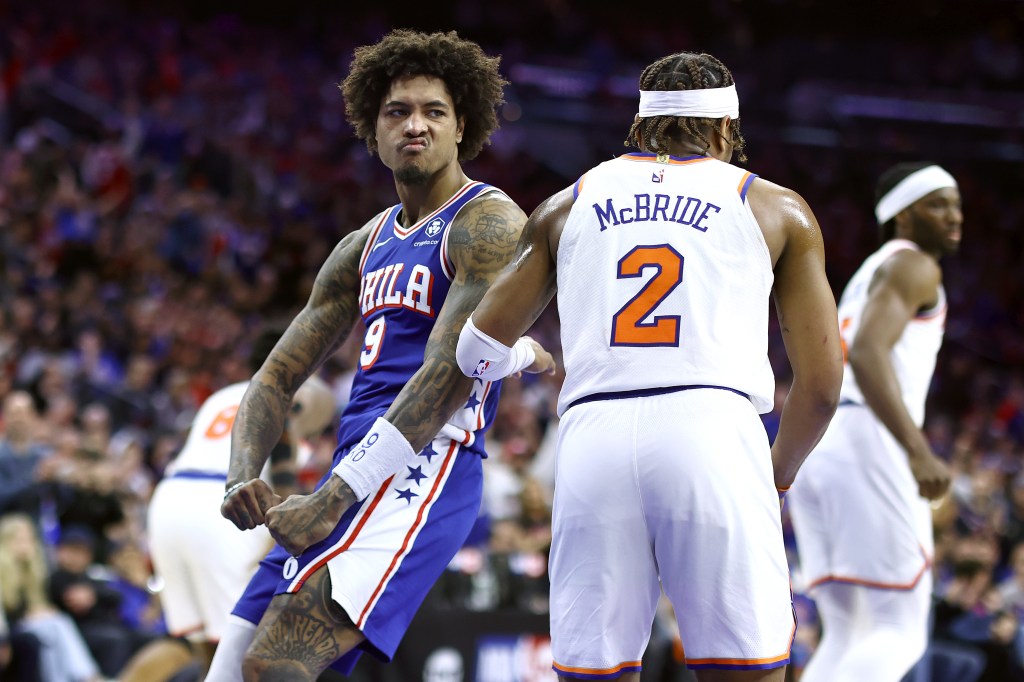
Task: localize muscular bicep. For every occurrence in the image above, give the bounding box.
[852,285,916,354]
[771,197,843,387]
[471,189,570,345]
[230,223,369,482]
[380,193,527,446]
[851,253,940,356]
[429,192,529,351]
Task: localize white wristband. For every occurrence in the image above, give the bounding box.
[456,316,536,381]
[332,417,415,500]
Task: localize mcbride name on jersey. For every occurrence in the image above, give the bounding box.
[591,192,723,233]
[336,181,504,457]
[556,152,775,416]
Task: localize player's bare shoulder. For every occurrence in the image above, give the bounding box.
[447,191,527,276]
[871,248,943,304]
[745,176,823,267]
[521,185,575,260]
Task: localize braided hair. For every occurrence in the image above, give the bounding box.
[625,52,746,163]
[874,161,935,243]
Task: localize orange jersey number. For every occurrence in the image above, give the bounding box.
[611,245,684,347]
[204,405,239,439]
[839,317,852,363]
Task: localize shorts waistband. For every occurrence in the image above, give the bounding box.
[567,384,750,412]
[168,470,228,481]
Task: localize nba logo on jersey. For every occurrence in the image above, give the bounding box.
[652,170,664,183]
[425,218,446,237]
[473,359,491,377]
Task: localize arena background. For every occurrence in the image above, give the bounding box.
[1,0,1022,680]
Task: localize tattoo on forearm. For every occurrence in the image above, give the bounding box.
[389,357,471,449]
[230,229,367,481]
[383,196,526,451]
[406,357,458,395]
[231,383,291,481]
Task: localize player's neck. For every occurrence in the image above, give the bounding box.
[893,233,942,262]
[393,164,470,227]
[663,140,708,158]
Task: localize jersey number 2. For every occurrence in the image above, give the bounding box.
[611,245,684,347]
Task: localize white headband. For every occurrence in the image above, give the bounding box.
[875,165,958,224]
[638,85,739,119]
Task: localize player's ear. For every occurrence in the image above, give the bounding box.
[719,116,733,140]
[456,116,465,145]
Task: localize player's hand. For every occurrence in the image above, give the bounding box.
[221,479,282,530]
[265,475,356,556]
[516,336,557,377]
[907,449,951,501]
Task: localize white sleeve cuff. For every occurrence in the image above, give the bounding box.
[332,417,415,500]
[456,316,535,381]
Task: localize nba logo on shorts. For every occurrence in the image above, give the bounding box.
[283,557,299,580]
[425,218,446,237]
[473,359,490,377]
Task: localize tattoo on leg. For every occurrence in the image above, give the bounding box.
[319,569,353,626]
[247,569,360,680]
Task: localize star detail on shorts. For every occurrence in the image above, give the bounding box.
[464,393,481,411]
[419,444,438,463]
[395,488,418,504]
[406,465,427,486]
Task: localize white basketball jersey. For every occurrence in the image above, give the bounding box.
[837,239,946,426]
[555,152,775,416]
[166,381,249,476]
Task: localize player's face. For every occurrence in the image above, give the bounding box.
[907,187,963,256]
[375,75,464,186]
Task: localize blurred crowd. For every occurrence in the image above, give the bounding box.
[0,0,1022,680]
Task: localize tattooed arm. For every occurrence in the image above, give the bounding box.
[221,224,369,531]
[383,192,529,446]
[264,192,531,554]
[468,186,569,345]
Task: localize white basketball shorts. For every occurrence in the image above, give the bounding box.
[148,473,273,641]
[788,403,933,592]
[550,387,794,677]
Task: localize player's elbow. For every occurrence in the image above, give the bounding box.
[847,342,882,386]
[812,385,841,419]
[793,370,841,420]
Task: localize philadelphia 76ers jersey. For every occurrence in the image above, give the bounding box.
[555,152,776,416]
[335,181,504,456]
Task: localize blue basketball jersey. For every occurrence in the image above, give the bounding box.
[335,181,504,457]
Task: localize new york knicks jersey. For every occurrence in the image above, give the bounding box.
[166,381,249,476]
[837,239,946,427]
[336,181,504,455]
[556,152,775,416]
